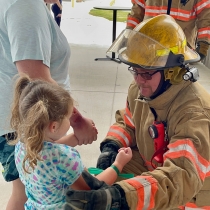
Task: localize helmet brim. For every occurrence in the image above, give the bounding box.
[119,46,200,69]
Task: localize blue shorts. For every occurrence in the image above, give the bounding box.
[0,133,19,182]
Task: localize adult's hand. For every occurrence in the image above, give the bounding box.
[65,170,129,210]
[70,107,98,145]
[96,141,120,170]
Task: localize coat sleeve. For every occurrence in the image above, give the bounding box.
[102,83,137,148]
[103,103,137,148]
[126,0,145,29]
[196,0,210,44]
[116,111,210,209]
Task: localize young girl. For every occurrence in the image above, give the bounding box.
[11,76,132,209]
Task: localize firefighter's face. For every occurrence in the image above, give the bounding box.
[132,67,161,98]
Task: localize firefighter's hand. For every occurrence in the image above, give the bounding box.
[70,107,98,145]
[196,41,209,61]
[65,170,129,210]
[96,141,120,170]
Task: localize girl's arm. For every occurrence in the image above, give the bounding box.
[55,133,79,147]
[71,147,132,190]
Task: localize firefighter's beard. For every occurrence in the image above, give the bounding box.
[139,85,154,98]
[137,71,169,99]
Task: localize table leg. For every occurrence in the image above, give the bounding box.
[112,10,117,59]
[94,9,121,63]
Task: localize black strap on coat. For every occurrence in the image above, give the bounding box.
[167,0,172,15]
[150,107,157,120]
[181,0,189,6]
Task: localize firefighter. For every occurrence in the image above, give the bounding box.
[126,0,210,61]
[65,14,210,209]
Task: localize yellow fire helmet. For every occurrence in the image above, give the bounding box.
[107,14,200,70]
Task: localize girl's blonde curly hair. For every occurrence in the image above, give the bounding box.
[10,75,74,173]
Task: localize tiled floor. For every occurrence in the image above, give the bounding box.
[1,0,210,209]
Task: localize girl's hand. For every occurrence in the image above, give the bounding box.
[114,147,132,171]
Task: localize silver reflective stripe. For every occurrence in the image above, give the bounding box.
[109,128,130,146]
[134,177,151,210]
[146,8,192,19]
[134,0,145,8]
[168,144,207,174]
[146,8,167,14]
[196,1,210,12]
[198,29,210,36]
[124,113,134,127]
[127,20,138,26]
[105,189,112,210]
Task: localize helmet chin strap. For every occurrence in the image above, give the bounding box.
[150,71,171,100]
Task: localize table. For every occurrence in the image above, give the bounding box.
[93,6,130,63]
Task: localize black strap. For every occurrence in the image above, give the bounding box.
[150,107,157,120]
[181,0,189,6]
[167,0,172,15]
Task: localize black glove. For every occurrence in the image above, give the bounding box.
[196,41,209,61]
[65,170,129,210]
[96,140,120,170]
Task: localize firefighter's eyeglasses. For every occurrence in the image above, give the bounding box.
[128,67,159,80]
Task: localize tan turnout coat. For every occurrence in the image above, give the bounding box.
[127,0,210,49]
[103,80,210,209]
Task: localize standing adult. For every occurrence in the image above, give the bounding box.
[51,0,62,27]
[126,0,210,61]
[0,0,97,209]
[65,15,210,209]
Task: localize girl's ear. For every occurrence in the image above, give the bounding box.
[48,121,59,133]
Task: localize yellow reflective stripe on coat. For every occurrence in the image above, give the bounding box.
[124,103,135,129]
[198,27,210,39]
[164,139,209,181]
[106,125,132,147]
[125,176,158,210]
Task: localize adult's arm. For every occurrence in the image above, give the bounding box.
[66,112,210,209]
[196,1,210,44]
[16,60,57,84]
[126,1,145,29]
[97,91,137,170]
[196,0,210,60]
[16,60,98,145]
[71,147,132,190]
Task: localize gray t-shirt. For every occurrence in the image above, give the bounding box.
[0,0,71,135]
